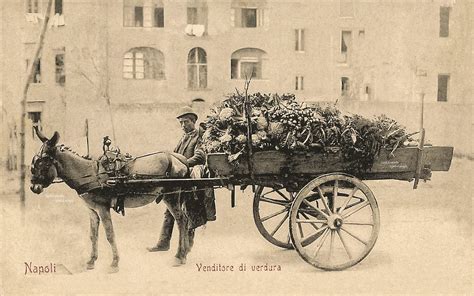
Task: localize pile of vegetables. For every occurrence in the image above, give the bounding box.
[201,92,417,171]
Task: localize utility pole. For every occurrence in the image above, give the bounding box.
[19,0,53,224]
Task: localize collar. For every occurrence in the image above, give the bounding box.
[184,129,197,136]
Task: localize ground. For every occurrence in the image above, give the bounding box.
[0,158,472,295]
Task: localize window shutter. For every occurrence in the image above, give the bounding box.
[143,6,152,27]
[257,8,265,27]
[263,8,269,28]
[230,8,235,27]
[123,5,134,27]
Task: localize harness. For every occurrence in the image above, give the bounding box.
[32,143,192,216]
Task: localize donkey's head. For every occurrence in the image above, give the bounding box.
[30,127,60,194]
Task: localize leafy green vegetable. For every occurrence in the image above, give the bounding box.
[201,92,417,172]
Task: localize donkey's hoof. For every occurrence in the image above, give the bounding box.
[172,257,186,267]
[147,245,169,252]
[108,265,119,273]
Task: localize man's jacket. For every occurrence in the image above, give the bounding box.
[174,128,205,167]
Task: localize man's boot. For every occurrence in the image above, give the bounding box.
[147,210,174,252]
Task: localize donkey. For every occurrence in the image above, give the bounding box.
[29,128,192,272]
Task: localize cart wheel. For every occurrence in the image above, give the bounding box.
[253,186,295,249]
[289,174,380,270]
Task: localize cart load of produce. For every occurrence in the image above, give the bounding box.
[200,92,418,171]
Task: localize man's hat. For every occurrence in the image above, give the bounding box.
[176,106,198,121]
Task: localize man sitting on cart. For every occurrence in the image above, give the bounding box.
[148,106,216,252]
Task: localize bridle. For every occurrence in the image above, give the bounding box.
[31,142,59,186]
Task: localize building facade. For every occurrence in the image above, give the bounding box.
[0,0,472,167]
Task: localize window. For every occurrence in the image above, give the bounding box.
[340,30,351,63]
[28,112,42,138]
[186,0,208,36]
[26,59,41,83]
[439,7,450,37]
[242,8,257,27]
[187,47,207,89]
[26,0,39,13]
[123,47,165,80]
[153,6,164,27]
[231,48,267,79]
[55,0,62,15]
[341,77,350,96]
[134,6,144,26]
[295,29,305,52]
[231,0,266,28]
[437,74,449,102]
[187,1,207,25]
[188,7,198,24]
[55,53,65,86]
[124,0,164,28]
[340,0,354,17]
[341,31,351,53]
[295,76,304,90]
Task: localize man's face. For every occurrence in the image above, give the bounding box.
[179,116,195,133]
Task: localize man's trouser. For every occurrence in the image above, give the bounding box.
[157,165,216,246]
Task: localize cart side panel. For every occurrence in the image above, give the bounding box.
[421,146,453,171]
[207,146,454,177]
[207,152,346,176]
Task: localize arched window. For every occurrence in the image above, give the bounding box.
[230,48,266,79]
[187,47,207,89]
[123,47,165,80]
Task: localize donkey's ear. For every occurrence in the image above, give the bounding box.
[49,131,60,146]
[34,126,48,143]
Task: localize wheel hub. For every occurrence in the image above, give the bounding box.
[327,214,343,230]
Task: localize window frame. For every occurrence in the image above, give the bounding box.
[55,52,66,86]
[341,77,350,96]
[122,48,166,80]
[295,75,304,91]
[28,111,42,139]
[439,6,450,38]
[123,0,164,28]
[241,7,258,28]
[437,74,450,102]
[26,58,42,84]
[26,0,40,14]
[54,0,63,15]
[187,47,208,90]
[230,50,266,80]
[153,6,164,27]
[295,29,305,52]
[231,4,265,28]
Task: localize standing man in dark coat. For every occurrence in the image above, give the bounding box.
[148,106,215,252]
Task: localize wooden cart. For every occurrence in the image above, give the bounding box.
[205,146,452,270]
[114,145,453,271]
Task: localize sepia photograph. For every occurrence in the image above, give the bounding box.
[0,0,472,295]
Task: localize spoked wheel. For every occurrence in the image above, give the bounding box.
[289,174,380,271]
[253,186,296,249]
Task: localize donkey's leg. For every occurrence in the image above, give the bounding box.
[86,208,100,270]
[163,194,188,265]
[98,206,120,272]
